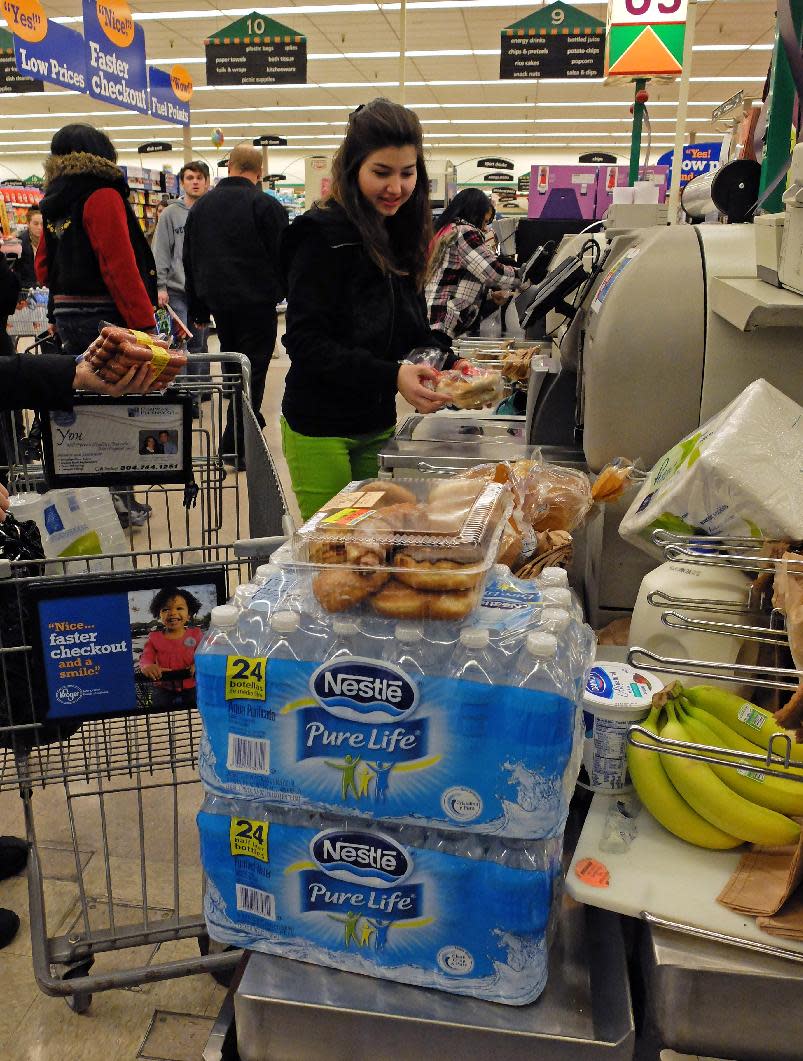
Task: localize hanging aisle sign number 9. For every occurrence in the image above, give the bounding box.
[606,0,688,78]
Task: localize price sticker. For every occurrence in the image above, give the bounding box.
[230,817,270,862]
[225,656,267,701]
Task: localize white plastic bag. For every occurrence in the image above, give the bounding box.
[619,379,803,558]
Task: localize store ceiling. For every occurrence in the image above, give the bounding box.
[0,0,776,161]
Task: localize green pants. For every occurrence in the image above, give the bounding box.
[280,417,395,521]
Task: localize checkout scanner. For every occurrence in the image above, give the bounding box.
[529,221,803,620]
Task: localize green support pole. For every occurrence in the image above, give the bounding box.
[759,0,803,213]
[629,78,647,186]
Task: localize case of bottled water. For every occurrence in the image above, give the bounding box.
[196,570,594,839]
[198,792,562,1006]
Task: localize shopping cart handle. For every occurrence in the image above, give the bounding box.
[233,536,287,560]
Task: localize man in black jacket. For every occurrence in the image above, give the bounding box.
[183,144,289,468]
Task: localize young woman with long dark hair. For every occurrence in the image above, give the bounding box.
[425,188,519,346]
[280,98,453,520]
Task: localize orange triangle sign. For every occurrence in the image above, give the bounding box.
[608,25,682,77]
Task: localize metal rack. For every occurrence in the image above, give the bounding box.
[0,351,287,1012]
[627,531,803,773]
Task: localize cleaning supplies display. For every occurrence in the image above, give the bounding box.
[9,487,131,570]
[198,794,562,1006]
[620,379,803,558]
[196,567,592,838]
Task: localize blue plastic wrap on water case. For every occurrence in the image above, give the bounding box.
[196,654,579,838]
[198,802,561,1005]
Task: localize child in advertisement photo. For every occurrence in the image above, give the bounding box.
[139,586,204,709]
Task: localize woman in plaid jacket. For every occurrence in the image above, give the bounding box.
[425,190,519,347]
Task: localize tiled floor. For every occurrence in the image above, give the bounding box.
[0,330,296,1060]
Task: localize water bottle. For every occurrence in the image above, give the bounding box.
[200,604,242,657]
[323,618,363,663]
[264,611,306,661]
[383,622,433,677]
[514,631,571,698]
[237,599,273,656]
[541,606,588,691]
[233,581,258,611]
[450,627,497,684]
[538,585,582,623]
[250,562,290,612]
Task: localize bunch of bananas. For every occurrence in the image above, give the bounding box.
[627,683,803,850]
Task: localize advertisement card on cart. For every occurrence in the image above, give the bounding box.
[41,393,194,489]
[25,566,227,723]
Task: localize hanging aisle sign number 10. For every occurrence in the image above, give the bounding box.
[605,0,688,79]
[205,10,307,85]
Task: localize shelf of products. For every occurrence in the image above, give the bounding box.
[0,185,43,235]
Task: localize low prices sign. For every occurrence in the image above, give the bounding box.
[606,0,688,78]
[205,11,307,85]
[501,1,605,81]
[5,0,87,92]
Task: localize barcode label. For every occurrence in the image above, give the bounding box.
[236,884,275,920]
[227,734,270,775]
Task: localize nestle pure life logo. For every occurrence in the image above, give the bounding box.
[310,657,418,723]
[310,829,411,887]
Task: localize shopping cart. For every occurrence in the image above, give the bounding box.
[0,350,288,1013]
[7,288,50,351]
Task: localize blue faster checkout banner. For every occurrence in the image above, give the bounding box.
[6,0,190,123]
[82,0,149,115]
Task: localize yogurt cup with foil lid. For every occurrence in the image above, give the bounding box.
[579,663,664,794]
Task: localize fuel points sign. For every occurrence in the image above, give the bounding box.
[605,0,688,79]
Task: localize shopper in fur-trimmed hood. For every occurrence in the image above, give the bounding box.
[36,123,158,357]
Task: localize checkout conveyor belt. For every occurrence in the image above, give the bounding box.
[228,896,634,1061]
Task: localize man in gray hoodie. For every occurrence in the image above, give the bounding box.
[153,160,210,369]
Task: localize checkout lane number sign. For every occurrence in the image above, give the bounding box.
[590,246,640,314]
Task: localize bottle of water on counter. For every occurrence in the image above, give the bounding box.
[264,611,306,662]
[514,631,571,698]
[202,605,242,654]
[238,599,272,657]
[384,622,434,677]
[250,562,291,613]
[323,618,364,664]
[450,627,497,684]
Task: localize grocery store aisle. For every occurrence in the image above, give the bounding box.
[0,329,296,1061]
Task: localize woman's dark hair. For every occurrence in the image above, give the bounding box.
[149,586,202,619]
[49,124,117,163]
[435,189,494,232]
[328,98,432,287]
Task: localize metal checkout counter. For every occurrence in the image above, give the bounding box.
[204,212,803,1060]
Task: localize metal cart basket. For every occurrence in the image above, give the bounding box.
[0,351,287,1012]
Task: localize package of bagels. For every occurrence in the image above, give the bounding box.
[285,478,512,621]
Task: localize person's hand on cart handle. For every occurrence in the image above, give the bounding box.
[157,289,170,307]
[140,663,163,681]
[74,359,166,397]
[397,363,449,414]
[0,483,9,524]
[490,289,513,306]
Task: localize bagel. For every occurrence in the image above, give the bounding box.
[371,579,477,621]
[360,480,417,507]
[312,568,389,612]
[394,554,482,592]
